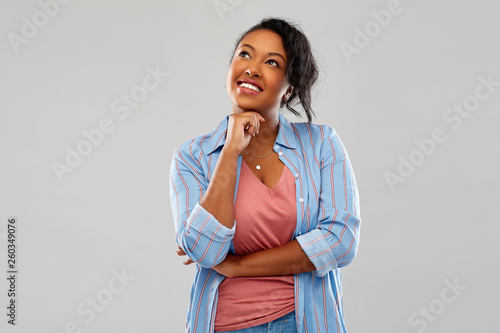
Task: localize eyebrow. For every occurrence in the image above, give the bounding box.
[239,43,286,64]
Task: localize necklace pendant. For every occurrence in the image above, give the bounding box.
[256,165,261,170]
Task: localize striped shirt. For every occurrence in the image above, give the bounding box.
[169,113,361,333]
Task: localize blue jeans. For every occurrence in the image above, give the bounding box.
[215,311,297,333]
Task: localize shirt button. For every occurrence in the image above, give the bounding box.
[299,197,304,203]
[278,151,283,156]
[275,145,279,150]
[295,173,299,178]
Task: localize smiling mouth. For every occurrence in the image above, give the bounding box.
[237,81,263,92]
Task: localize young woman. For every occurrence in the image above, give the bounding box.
[170,17,361,333]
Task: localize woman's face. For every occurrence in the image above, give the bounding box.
[226,29,291,115]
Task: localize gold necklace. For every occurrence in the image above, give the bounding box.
[242,148,274,159]
[244,153,274,170]
[245,141,274,149]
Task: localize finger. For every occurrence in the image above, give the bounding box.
[255,114,262,135]
[176,246,187,256]
[245,114,257,136]
[244,119,256,136]
[243,111,265,122]
[183,258,194,265]
[252,113,266,135]
[251,115,258,136]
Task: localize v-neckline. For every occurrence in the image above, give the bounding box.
[241,159,287,192]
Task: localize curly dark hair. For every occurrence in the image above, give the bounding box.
[229,17,319,123]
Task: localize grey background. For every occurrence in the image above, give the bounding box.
[1,0,499,332]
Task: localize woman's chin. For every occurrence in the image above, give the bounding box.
[233,101,261,112]
[231,96,276,113]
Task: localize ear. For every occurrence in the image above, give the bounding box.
[283,86,293,101]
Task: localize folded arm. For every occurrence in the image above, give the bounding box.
[213,126,361,278]
[174,125,361,278]
[170,141,238,268]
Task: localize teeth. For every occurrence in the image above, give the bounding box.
[239,82,261,92]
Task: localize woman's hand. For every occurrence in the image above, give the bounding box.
[224,112,266,156]
[213,253,240,278]
[176,246,240,278]
[176,246,193,265]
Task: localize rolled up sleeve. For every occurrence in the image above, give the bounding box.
[297,126,361,277]
[169,142,235,268]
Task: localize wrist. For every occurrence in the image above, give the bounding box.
[232,254,245,278]
[217,253,243,278]
[221,145,241,160]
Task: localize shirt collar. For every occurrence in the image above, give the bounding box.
[206,112,298,155]
[276,112,298,150]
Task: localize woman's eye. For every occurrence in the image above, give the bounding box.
[239,51,250,58]
[267,59,278,67]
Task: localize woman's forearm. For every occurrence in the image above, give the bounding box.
[199,112,265,229]
[228,240,316,277]
[199,147,240,229]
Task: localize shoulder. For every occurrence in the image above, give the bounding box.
[288,120,341,147]
[173,116,228,159]
[291,121,330,137]
[288,119,348,161]
[174,132,210,156]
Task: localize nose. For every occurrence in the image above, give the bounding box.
[245,62,261,77]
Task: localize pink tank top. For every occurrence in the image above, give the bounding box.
[214,161,297,332]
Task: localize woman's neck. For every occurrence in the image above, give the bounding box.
[231,106,280,146]
[249,113,279,147]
